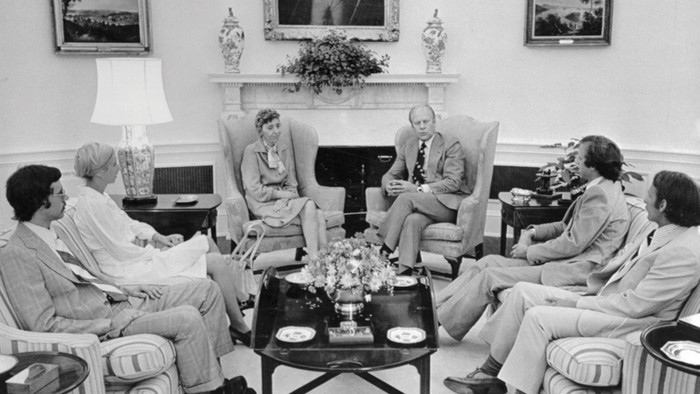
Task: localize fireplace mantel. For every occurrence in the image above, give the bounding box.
[208,73,460,146]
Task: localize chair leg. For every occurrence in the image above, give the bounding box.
[294,247,306,261]
[230,240,237,254]
[416,252,422,263]
[474,243,484,259]
[445,257,462,281]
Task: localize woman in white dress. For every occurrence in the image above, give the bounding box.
[73,142,251,346]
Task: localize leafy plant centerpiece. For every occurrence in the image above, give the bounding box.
[277,30,390,95]
[538,138,643,195]
[300,234,396,300]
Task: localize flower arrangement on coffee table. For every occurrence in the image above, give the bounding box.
[300,234,396,300]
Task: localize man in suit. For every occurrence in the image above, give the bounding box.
[0,165,252,394]
[377,104,469,273]
[437,135,630,341]
[444,170,700,394]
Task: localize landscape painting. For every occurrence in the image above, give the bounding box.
[525,0,612,46]
[53,0,151,54]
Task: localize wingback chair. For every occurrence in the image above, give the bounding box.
[218,115,346,266]
[363,115,499,279]
[0,201,183,394]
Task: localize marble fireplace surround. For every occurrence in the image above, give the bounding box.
[208,73,459,146]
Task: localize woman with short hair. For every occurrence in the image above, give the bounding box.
[241,108,327,259]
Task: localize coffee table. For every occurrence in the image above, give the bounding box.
[252,267,439,394]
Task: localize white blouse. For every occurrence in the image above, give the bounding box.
[74,186,208,284]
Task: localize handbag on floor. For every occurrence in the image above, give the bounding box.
[229,221,264,303]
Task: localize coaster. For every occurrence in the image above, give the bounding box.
[661,340,700,366]
[387,327,426,345]
[276,326,316,343]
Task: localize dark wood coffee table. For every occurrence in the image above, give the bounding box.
[252,267,439,394]
[6,351,89,394]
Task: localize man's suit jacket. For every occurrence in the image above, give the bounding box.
[381,131,469,210]
[528,179,630,287]
[577,226,700,324]
[0,223,125,336]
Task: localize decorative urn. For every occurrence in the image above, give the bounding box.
[421,9,447,73]
[218,8,245,73]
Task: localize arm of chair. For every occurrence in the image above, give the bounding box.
[223,193,249,245]
[455,194,481,239]
[365,187,393,212]
[300,184,345,212]
[0,323,106,394]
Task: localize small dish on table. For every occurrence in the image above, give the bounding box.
[175,194,198,204]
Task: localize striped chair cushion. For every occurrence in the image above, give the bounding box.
[541,367,621,394]
[106,363,180,394]
[547,337,626,387]
[100,334,176,384]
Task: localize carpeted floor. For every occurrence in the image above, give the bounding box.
[215,236,506,393]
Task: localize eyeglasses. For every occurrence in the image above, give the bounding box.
[51,191,68,200]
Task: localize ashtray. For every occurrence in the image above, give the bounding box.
[394,275,418,289]
[285,272,311,286]
[276,326,316,343]
[387,327,426,345]
[661,340,700,366]
[175,194,198,204]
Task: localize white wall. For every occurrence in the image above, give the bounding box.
[2,0,700,233]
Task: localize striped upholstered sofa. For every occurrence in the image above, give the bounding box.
[539,197,700,394]
[0,199,182,394]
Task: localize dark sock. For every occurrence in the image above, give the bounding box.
[480,355,503,376]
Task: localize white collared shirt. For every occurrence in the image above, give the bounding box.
[24,222,70,261]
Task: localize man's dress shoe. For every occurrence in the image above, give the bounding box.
[443,368,507,394]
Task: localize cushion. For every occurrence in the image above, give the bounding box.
[100,334,176,384]
[547,337,626,387]
[541,367,621,394]
[106,363,179,393]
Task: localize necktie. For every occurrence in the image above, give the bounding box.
[56,250,128,302]
[412,142,427,185]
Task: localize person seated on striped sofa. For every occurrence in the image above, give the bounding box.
[443,170,700,394]
[0,165,254,394]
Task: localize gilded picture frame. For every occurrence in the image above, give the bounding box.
[264,0,400,41]
[525,0,612,46]
[52,0,151,55]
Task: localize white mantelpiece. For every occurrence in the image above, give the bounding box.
[209,73,459,146]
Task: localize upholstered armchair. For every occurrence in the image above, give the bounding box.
[218,115,346,265]
[0,202,182,394]
[534,196,700,393]
[363,115,499,279]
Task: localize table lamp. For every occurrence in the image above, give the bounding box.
[90,58,173,204]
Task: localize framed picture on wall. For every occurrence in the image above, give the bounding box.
[525,0,612,46]
[264,0,399,41]
[52,0,151,54]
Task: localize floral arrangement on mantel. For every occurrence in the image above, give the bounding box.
[539,138,643,194]
[299,235,396,299]
[276,30,390,95]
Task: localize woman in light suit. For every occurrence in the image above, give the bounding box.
[241,108,327,259]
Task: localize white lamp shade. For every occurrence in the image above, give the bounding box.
[91,58,173,126]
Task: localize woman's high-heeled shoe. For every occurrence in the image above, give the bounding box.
[229,326,252,348]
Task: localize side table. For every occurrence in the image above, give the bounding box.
[498,192,569,256]
[111,194,222,240]
[641,321,700,376]
[4,351,89,394]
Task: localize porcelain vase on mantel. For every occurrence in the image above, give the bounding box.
[219,8,245,73]
[421,9,447,74]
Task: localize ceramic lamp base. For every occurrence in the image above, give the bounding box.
[117,125,156,202]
